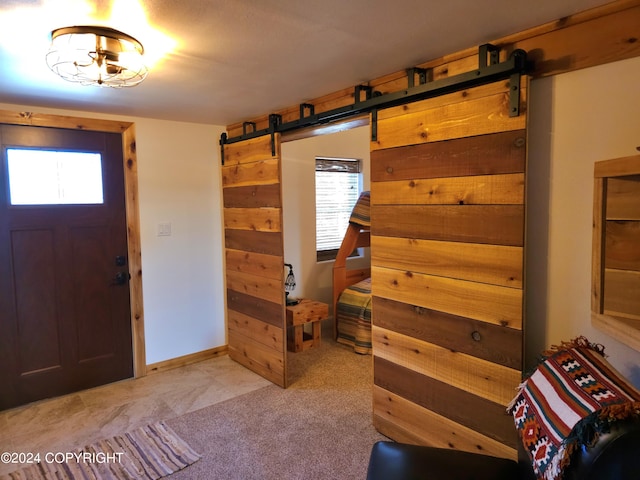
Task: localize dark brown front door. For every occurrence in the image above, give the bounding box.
[0,124,133,410]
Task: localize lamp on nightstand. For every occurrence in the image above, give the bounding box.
[284,263,298,306]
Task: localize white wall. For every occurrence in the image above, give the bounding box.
[135,119,226,364]
[527,56,640,386]
[281,126,370,313]
[0,103,227,365]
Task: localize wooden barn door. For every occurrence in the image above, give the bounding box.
[221,134,287,387]
[370,78,527,459]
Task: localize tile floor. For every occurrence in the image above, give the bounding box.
[0,354,271,476]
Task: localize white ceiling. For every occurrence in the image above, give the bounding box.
[0,0,614,126]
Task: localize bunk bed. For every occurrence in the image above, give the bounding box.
[332,191,372,354]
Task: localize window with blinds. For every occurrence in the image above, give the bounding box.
[315,157,361,262]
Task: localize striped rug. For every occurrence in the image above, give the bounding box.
[1,422,201,480]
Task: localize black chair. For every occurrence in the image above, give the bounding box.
[367,411,640,480]
[367,404,640,480]
[367,441,531,480]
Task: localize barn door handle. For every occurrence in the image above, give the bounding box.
[112,271,130,286]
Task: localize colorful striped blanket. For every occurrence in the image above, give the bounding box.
[508,337,640,480]
[349,191,370,227]
[336,277,372,355]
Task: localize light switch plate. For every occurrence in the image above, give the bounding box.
[157,222,172,236]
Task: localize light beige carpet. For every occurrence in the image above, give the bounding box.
[167,339,388,480]
[0,422,200,480]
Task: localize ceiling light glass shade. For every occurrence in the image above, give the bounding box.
[46,26,148,87]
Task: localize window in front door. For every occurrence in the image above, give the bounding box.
[7,148,104,205]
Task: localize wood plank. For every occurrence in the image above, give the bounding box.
[594,154,640,178]
[604,268,640,318]
[281,116,370,143]
[592,312,640,352]
[372,386,517,460]
[226,269,284,304]
[122,125,146,378]
[228,330,285,387]
[223,184,282,208]
[228,309,284,352]
[223,207,282,232]
[371,173,524,206]
[229,89,364,138]
[374,357,518,447]
[371,205,524,246]
[372,326,521,406]
[371,236,522,288]
[286,299,329,326]
[372,297,522,369]
[227,289,284,328]
[345,268,371,286]
[606,176,640,220]
[507,2,640,78]
[376,81,520,122]
[146,345,228,375]
[221,158,280,187]
[371,130,526,182]
[225,248,283,281]
[592,177,606,313]
[371,414,425,448]
[372,265,522,328]
[605,221,640,271]
[372,90,526,151]
[0,109,132,133]
[223,134,278,165]
[225,229,284,256]
[335,224,370,266]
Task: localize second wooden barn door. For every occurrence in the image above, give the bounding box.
[370,79,527,459]
[222,134,287,388]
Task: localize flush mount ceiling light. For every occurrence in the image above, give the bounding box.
[46,26,148,88]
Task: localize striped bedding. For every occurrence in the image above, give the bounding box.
[349,191,370,227]
[336,277,372,354]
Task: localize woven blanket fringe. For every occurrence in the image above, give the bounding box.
[519,336,607,387]
[544,444,566,480]
[540,336,605,360]
[559,402,640,478]
[506,379,528,413]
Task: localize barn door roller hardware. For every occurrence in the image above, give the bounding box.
[220,44,528,162]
